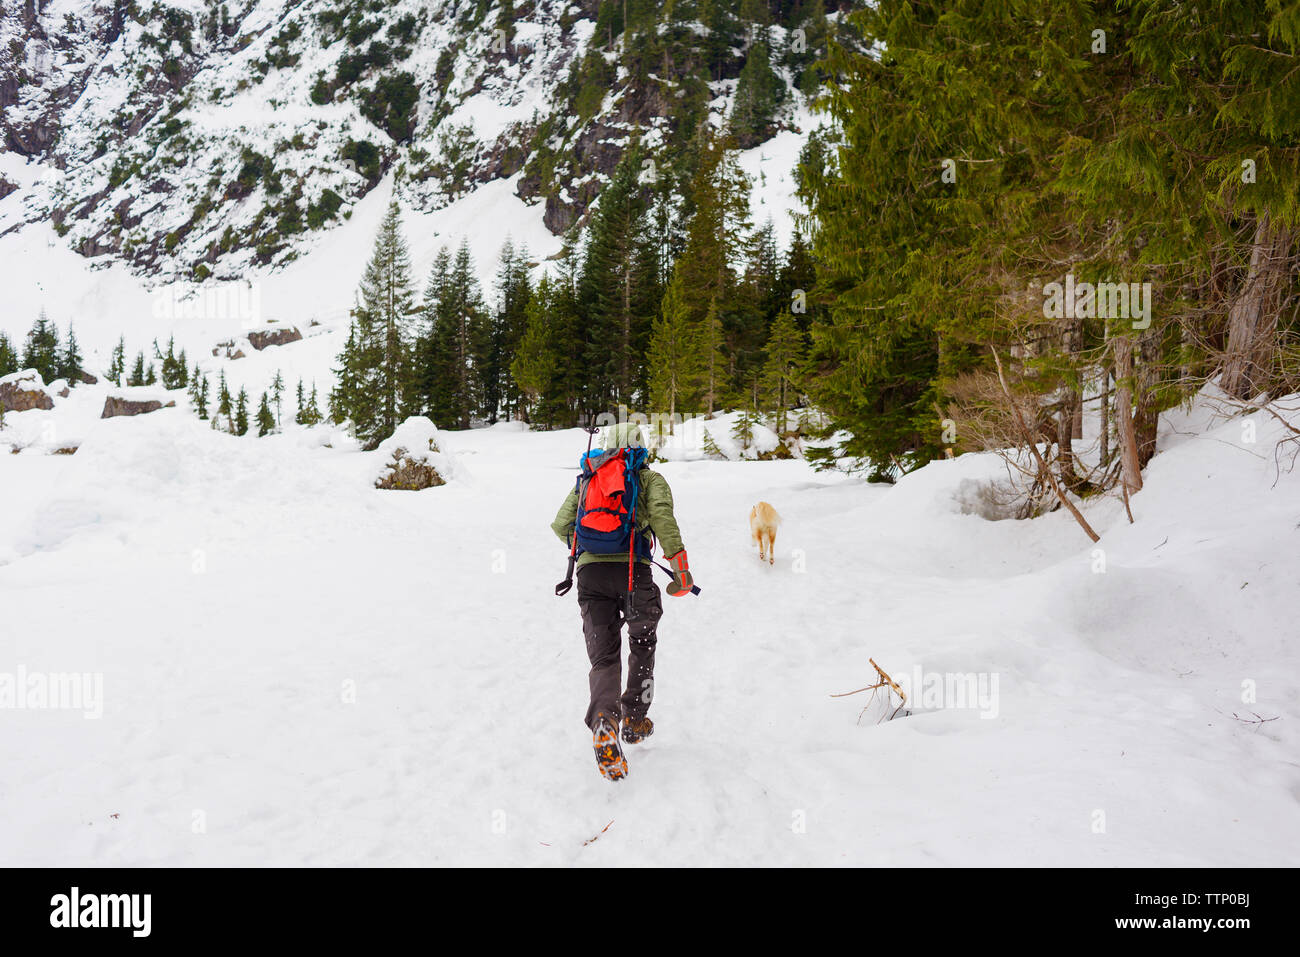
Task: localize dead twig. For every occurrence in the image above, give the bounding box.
[832,658,909,724]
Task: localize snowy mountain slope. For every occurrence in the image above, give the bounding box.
[1,0,824,280]
[1,392,1296,865]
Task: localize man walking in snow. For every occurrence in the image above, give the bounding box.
[552,422,693,781]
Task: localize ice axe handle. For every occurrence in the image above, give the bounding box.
[555,556,576,596]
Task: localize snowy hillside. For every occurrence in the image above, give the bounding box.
[1,387,1297,864]
[1,0,825,279]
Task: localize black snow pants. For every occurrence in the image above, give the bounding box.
[576,561,663,730]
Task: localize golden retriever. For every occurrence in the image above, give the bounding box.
[749,502,782,565]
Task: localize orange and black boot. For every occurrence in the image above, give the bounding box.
[593,714,628,781]
[622,715,654,744]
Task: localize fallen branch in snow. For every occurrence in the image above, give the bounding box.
[991,347,1102,542]
[582,820,614,847]
[832,658,909,724]
[1228,711,1279,727]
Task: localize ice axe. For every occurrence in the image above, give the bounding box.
[555,422,601,597]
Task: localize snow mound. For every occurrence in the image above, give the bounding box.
[372,417,466,490]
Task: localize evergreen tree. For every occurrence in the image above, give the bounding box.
[129,352,147,387]
[57,325,83,384]
[235,387,250,436]
[730,40,785,148]
[414,241,488,429]
[270,370,285,425]
[0,332,19,378]
[108,337,126,386]
[192,373,210,420]
[330,200,417,448]
[762,309,806,433]
[22,310,60,382]
[215,371,233,432]
[493,239,533,421]
[256,391,275,436]
[512,274,562,426]
[295,378,306,424]
[648,273,700,422]
[304,383,323,426]
[577,146,661,411]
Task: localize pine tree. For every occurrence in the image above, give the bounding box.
[729,40,784,148]
[256,391,275,436]
[235,388,249,436]
[512,273,562,425]
[57,325,83,384]
[192,373,210,420]
[270,370,285,425]
[330,200,417,448]
[304,383,322,425]
[762,309,806,434]
[108,337,126,386]
[648,273,700,422]
[0,332,19,378]
[414,241,488,429]
[129,352,147,387]
[295,378,306,424]
[493,239,533,421]
[215,371,233,432]
[577,146,661,411]
[22,309,60,383]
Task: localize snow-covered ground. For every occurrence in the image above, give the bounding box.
[1,390,1297,865]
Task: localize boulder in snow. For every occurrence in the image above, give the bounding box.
[247,326,303,350]
[0,370,55,413]
[211,339,248,360]
[101,396,177,419]
[374,417,461,491]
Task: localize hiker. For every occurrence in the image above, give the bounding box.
[551,421,694,781]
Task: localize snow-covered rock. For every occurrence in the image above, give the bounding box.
[372,415,464,490]
[0,369,55,413]
[101,393,178,419]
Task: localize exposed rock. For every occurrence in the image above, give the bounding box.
[211,339,247,360]
[247,326,303,350]
[77,369,99,385]
[375,446,447,491]
[0,370,55,413]
[101,396,176,419]
[374,417,459,491]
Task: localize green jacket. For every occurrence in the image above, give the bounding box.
[551,468,685,566]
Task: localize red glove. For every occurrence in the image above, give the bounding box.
[665,550,694,597]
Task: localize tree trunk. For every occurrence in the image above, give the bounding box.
[1056,317,1083,492]
[1134,325,1162,468]
[1099,365,1110,469]
[1220,214,1291,400]
[1113,336,1143,495]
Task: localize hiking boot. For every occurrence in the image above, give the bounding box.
[622,715,654,744]
[593,715,628,781]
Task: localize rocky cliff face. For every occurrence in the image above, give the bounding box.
[0,0,822,278]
